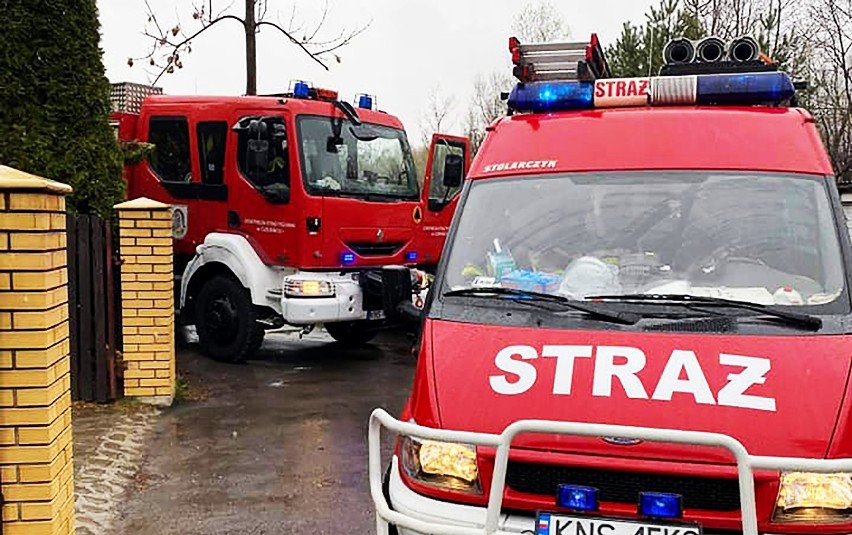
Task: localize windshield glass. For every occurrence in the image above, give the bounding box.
[297,115,419,200]
[442,171,846,308]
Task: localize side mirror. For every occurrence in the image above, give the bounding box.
[326,135,344,153]
[442,153,464,189]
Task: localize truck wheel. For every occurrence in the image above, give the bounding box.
[324,321,379,346]
[195,275,263,363]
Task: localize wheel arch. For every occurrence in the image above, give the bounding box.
[181,262,237,321]
[179,233,285,319]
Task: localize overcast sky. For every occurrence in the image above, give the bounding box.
[97,1,655,145]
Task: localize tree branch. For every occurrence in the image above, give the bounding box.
[310,20,372,57]
[144,0,166,38]
[256,20,329,70]
[304,0,330,43]
[150,14,246,84]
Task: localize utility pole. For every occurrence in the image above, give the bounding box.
[244,0,257,95]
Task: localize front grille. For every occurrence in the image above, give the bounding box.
[506,462,741,511]
[345,241,404,257]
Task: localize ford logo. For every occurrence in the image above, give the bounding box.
[602,436,642,446]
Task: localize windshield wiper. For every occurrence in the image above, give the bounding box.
[586,294,822,330]
[443,287,640,325]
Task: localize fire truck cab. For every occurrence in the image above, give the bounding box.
[111,82,470,362]
[368,35,852,535]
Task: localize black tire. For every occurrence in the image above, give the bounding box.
[247,322,266,356]
[324,320,380,346]
[194,275,263,363]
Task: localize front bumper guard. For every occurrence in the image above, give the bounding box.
[368,408,852,535]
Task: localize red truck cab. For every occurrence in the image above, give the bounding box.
[110,82,469,361]
[368,36,852,535]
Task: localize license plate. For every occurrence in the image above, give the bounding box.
[366,309,386,320]
[536,512,701,535]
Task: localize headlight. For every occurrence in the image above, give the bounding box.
[400,436,481,493]
[284,279,335,298]
[774,471,852,522]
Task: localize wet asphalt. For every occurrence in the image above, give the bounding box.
[113,327,417,535]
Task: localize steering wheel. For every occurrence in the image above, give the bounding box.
[685,241,771,279]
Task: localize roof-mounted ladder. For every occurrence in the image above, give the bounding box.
[509,34,611,83]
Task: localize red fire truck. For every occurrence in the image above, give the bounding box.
[110,81,470,362]
[368,34,852,535]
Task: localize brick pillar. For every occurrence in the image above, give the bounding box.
[114,198,175,407]
[0,166,75,535]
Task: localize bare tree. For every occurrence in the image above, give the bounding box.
[511,0,571,42]
[681,0,806,70]
[419,85,456,147]
[678,0,852,179]
[462,1,570,154]
[464,72,514,153]
[129,0,371,95]
[806,0,852,181]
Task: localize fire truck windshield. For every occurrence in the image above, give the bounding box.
[297,116,419,200]
[442,171,847,310]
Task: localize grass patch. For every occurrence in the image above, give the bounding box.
[174,372,208,403]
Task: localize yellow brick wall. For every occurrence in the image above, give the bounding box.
[114,200,175,403]
[0,182,75,535]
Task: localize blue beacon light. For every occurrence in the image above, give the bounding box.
[556,484,599,512]
[340,252,356,265]
[638,492,683,519]
[293,81,311,99]
[358,94,374,109]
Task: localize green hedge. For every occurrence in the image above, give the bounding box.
[0,0,124,217]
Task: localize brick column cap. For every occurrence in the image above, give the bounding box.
[114,197,171,210]
[0,165,72,195]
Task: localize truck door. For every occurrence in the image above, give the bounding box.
[419,134,471,270]
[225,110,299,266]
[143,112,231,271]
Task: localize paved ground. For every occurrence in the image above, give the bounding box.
[73,402,161,535]
[89,327,417,535]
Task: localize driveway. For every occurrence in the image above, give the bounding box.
[109,328,417,535]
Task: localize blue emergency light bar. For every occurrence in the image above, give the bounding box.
[507,71,796,114]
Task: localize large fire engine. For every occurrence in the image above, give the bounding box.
[110,82,470,362]
[368,34,852,535]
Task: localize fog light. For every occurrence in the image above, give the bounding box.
[284,279,335,298]
[557,484,599,512]
[639,492,682,519]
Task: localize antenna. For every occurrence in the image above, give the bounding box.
[647,29,655,78]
